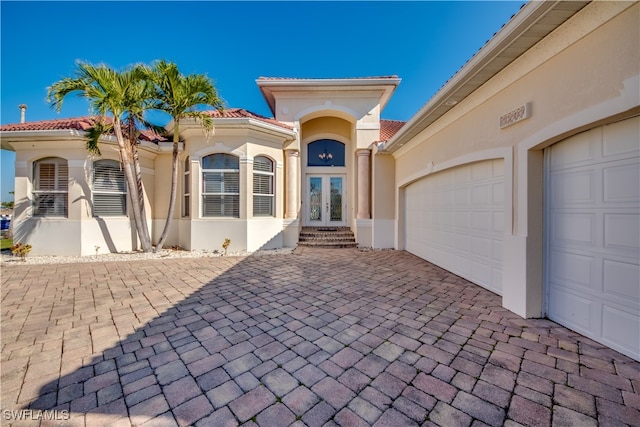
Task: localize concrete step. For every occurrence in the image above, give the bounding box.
[298,227,357,248]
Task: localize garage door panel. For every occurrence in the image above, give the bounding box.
[454,212,469,229]
[472,161,493,180]
[405,159,504,295]
[604,213,640,251]
[550,249,595,289]
[602,306,640,354]
[551,170,596,205]
[493,212,505,233]
[551,212,595,246]
[603,259,640,301]
[471,236,491,259]
[471,211,491,231]
[549,288,593,331]
[472,185,490,205]
[472,261,492,285]
[546,117,640,361]
[603,162,640,202]
[603,117,640,157]
[454,188,469,205]
[550,127,599,168]
[493,182,505,203]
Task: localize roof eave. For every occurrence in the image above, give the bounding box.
[176,117,296,140]
[0,129,160,152]
[382,0,589,154]
[215,118,297,138]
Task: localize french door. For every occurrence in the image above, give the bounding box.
[306,175,346,226]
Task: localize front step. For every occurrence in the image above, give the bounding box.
[298,227,357,248]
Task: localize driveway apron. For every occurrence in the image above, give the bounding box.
[2,249,639,426]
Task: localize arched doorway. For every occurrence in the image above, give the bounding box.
[304,139,347,226]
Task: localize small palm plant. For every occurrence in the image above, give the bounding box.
[11,242,32,261]
[222,238,231,256]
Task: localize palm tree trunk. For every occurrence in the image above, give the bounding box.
[131,142,153,251]
[114,122,152,252]
[155,133,179,252]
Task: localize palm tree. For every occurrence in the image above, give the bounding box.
[148,60,224,251]
[47,62,156,252]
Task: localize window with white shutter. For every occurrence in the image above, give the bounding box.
[93,160,127,216]
[202,153,240,217]
[253,156,274,217]
[33,157,68,217]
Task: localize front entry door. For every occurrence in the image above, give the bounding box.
[307,175,346,226]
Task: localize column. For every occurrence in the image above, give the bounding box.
[284,149,299,219]
[356,149,371,219]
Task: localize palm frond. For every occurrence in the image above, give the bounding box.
[84,121,113,155]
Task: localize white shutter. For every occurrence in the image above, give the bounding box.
[93,160,127,216]
[33,158,68,217]
[202,154,240,217]
[253,156,274,217]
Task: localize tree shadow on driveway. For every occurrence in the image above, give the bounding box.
[3,249,639,426]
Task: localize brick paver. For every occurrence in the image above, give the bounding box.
[2,248,639,426]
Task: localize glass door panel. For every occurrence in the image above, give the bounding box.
[329,177,343,222]
[306,175,345,226]
[309,177,322,222]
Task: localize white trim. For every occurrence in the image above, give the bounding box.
[356,123,381,130]
[193,143,244,159]
[294,104,360,123]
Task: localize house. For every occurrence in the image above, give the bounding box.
[1,1,638,361]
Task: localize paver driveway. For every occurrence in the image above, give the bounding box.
[2,248,639,427]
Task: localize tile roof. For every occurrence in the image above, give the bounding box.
[204,108,293,130]
[378,119,406,142]
[0,116,166,142]
[1,110,399,143]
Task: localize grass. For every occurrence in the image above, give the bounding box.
[1,238,13,250]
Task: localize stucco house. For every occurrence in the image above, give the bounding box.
[1,1,638,361]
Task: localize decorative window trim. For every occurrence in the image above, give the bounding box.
[253,156,275,217]
[202,153,240,218]
[93,159,127,217]
[33,157,68,217]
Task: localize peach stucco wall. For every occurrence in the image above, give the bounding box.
[391,2,639,317]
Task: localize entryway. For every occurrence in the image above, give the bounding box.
[305,175,346,227]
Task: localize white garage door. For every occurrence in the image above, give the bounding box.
[546,117,640,361]
[405,159,504,295]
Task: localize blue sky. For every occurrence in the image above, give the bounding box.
[0,1,525,202]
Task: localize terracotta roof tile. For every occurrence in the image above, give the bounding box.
[205,108,293,130]
[378,119,406,142]
[1,110,396,142]
[0,116,166,142]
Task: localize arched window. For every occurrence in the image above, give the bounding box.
[93,160,127,216]
[307,139,345,167]
[253,156,274,216]
[33,157,68,217]
[202,153,239,217]
[183,157,190,217]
